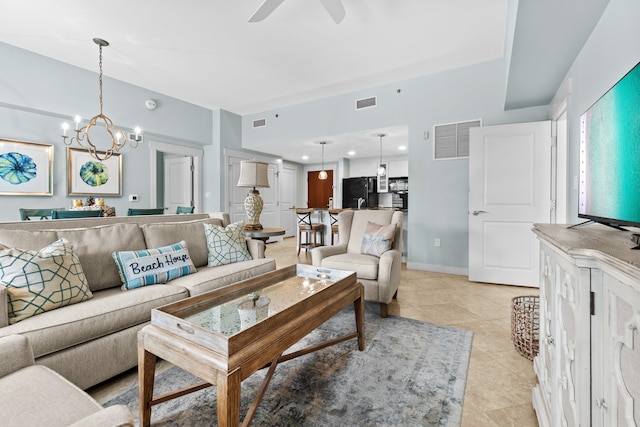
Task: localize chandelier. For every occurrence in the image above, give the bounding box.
[62,38,141,161]
[318,141,328,180]
[376,133,386,176]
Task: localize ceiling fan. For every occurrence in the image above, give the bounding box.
[249,0,345,24]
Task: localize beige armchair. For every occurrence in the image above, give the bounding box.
[311,209,403,317]
[0,335,133,427]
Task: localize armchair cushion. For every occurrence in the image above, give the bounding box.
[361,221,396,257]
[319,252,381,280]
[0,335,34,378]
[1,238,93,324]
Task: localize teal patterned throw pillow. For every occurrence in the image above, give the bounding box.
[112,241,196,290]
[0,238,93,324]
[204,221,253,267]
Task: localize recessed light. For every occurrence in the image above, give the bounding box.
[348,151,356,156]
[398,145,407,151]
[302,155,309,160]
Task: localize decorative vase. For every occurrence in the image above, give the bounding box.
[244,189,264,229]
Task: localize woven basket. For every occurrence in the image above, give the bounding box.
[511,296,540,361]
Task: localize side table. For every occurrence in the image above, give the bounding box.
[244,227,285,244]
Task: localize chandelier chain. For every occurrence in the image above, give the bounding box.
[98,44,104,115]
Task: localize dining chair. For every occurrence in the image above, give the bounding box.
[51,210,104,219]
[127,208,165,216]
[19,208,65,221]
[176,206,194,214]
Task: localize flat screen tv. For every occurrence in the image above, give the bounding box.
[578,60,640,229]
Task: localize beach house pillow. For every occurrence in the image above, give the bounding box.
[112,241,196,290]
[361,221,397,257]
[0,238,93,324]
[204,221,252,267]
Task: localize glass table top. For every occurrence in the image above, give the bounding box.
[184,265,353,337]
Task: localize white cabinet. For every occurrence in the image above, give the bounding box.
[598,270,640,426]
[533,240,590,427]
[533,224,640,427]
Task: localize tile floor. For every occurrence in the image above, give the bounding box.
[90,236,540,427]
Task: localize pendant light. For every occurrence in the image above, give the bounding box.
[61,38,142,161]
[376,133,387,176]
[318,141,328,180]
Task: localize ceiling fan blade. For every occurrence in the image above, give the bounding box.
[318,0,345,24]
[249,0,286,22]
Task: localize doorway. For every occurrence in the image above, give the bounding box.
[164,155,193,214]
[468,120,552,287]
[308,170,333,208]
[149,141,203,213]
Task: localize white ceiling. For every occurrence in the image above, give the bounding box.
[0,0,507,116]
[0,1,609,164]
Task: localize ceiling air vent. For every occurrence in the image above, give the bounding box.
[355,96,377,110]
[252,118,267,128]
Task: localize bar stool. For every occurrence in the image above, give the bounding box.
[296,208,324,255]
[328,208,346,245]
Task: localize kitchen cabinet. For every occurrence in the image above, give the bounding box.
[533,224,640,427]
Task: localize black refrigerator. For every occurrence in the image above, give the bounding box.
[342,177,378,208]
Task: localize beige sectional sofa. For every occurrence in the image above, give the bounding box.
[0,213,276,389]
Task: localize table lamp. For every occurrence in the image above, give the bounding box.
[237,160,270,230]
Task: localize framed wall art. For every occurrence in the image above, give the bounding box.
[0,139,53,196]
[67,148,122,196]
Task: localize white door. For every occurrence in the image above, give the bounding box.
[280,165,296,237]
[164,156,193,214]
[227,155,280,232]
[469,121,552,286]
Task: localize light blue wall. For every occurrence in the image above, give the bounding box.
[552,0,640,223]
[0,42,215,220]
[241,58,548,272]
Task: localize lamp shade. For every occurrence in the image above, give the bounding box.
[237,161,270,188]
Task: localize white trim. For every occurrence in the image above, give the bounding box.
[550,97,569,224]
[149,140,203,213]
[406,262,469,277]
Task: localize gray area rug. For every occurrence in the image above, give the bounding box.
[106,302,473,426]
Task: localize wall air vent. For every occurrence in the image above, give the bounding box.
[433,119,481,160]
[252,118,267,128]
[355,96,377,110]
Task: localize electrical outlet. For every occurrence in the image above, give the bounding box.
[129,194,139,202]
[435,238,441,247]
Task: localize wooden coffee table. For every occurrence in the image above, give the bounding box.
[138,264,364,427]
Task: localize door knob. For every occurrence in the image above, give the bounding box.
[472,210,488,216]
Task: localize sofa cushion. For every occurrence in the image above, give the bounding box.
[361,221,396,257]
[56,223,147,292]
[0,238,93,324]
[113,241,196,290]
[140,217,223,268]
[172,258,277,296]
[320,252,380,280]
[204,222,252,267]
[0,285,188,358]
[0,229,59,251]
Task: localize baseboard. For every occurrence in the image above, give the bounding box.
[406,262,468,276]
